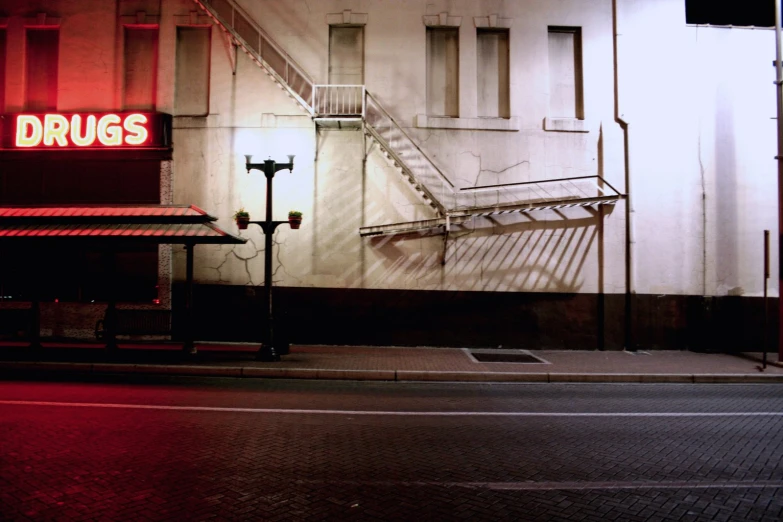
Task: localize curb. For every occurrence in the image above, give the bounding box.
[1,361,783,383]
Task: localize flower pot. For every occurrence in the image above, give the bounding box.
[236,216,249,230]
[288,217,302,229]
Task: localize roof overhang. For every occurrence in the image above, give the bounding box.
[0,205,246,245]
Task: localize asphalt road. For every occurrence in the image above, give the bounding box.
[1,376,782,521]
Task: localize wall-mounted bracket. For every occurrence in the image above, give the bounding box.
[223,32,237,74]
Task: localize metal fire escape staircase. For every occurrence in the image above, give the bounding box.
[192,0,625,240]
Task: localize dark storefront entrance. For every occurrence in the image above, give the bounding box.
[0,205,245,351]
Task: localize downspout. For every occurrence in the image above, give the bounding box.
[775,0,783,362]
[776,0,783,361]
[612,0,636,351]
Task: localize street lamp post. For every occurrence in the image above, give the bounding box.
[245,154,295,362]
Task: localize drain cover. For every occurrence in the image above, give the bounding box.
[470,351,544,363]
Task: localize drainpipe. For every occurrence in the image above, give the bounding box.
[613,0,636,351]
[775,0,783,362]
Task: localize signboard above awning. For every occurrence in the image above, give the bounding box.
[0,112,172,151]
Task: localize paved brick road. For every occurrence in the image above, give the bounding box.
[1,380,782,521]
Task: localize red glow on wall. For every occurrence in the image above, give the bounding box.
[14,113,151,148]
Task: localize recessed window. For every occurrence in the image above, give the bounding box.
[0,29,6,113]
[548,27,583,120]
[329,26,364,85]
[25,29,59,111]
[685,1,774,27]
[426,27,459,117]
[175,26,211,116]
[124,27,158,110]
[477,29,509,118]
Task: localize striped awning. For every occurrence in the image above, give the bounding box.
[0,205,210,218]
[0,205,246,244]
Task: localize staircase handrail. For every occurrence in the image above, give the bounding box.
[193,0,315,113]
[460,175,622,195]
[363,124,448,214]
[365,92,455,191]
[454,174,623,210]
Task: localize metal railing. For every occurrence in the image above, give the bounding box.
[192,1,624,225]
[193,0,314,113]
[313,85,365,117]
[453,175,623,214]
[363,92,456,212]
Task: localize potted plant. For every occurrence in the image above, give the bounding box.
[288,210,303,229]
[234,208,250,230]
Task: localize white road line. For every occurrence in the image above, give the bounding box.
[1,400,783,417]
[294,479,783,491]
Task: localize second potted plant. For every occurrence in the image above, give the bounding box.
[288,210,303,229]
[234,208,250,230]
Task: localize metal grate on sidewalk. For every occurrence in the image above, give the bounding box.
[467,349,548,364]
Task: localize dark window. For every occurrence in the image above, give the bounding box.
[25,29,59,110]
[685,1,774,27]
[175,26,211,116]
[0,29,6,113]
[548,27,583,120]
[426,27,459,117]
[477,29,510,118]
[124,27,159,110]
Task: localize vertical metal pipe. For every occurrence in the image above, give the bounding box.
[183,243,195,355]
[775,0,783,362]
[764,230,770,369]
[263,160,276,360]
[612,0,635,352]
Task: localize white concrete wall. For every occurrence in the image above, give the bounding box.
[616,0,777,297]
[171,0,620,295]
[0,0,776,300]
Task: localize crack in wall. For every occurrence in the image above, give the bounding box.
[459,150,530,187]
[91,47,108,73]
[417,130,435,147]
[237,238,262,286]
[203,239,263,286]
[458,150,481,186]
[481,159,530,176]
[698,124,707,296]
[695,26,707,297]
[206,246,233,284]
[272,234,304,286]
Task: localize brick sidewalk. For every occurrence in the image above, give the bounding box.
[0,343,781,383]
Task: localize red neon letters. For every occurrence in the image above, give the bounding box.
[15,113,150,148]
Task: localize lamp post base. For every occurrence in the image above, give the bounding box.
[256,343,281,362]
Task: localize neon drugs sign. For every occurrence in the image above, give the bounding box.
[13,113,153,148]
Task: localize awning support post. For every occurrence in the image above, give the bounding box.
[29,299,41,350]
[104,250,118,353]
[183,244,196,355]
[28,249,42,350]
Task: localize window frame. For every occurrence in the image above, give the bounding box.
[547,26,584,121]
